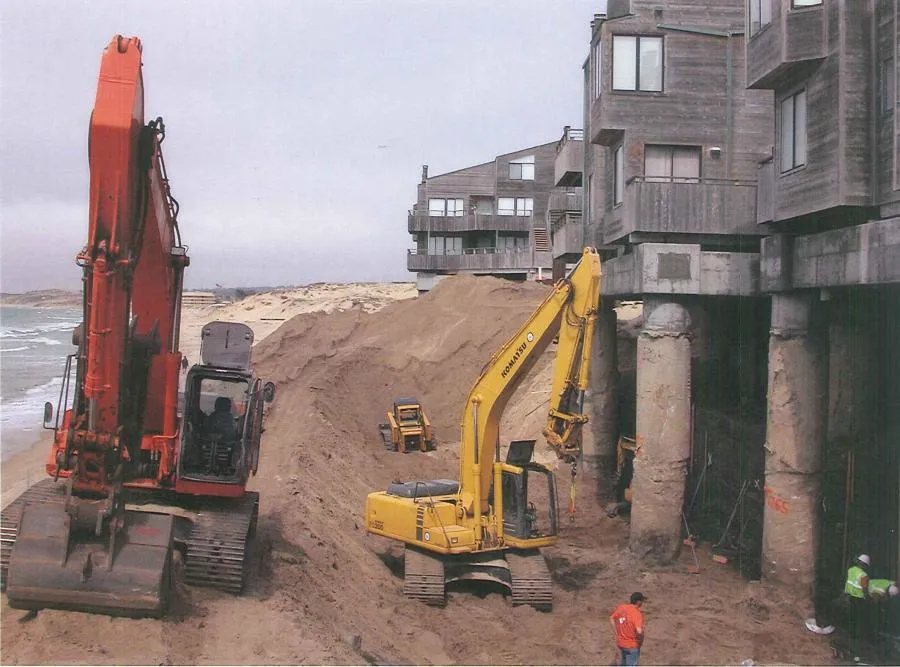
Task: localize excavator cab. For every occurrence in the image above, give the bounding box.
[181,374,251,479]
[178,322,273,484]
[499,440,558,541]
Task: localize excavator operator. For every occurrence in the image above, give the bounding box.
[204,396,237,442]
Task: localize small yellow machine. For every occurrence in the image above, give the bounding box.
[379,399,434,452]
[365,247,601,609]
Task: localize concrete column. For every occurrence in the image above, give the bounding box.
[630,299,692,562]
[586,297,619,460]
[763,293,825,614]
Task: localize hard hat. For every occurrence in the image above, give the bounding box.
[889,584,899,597]
[858,554,871,566]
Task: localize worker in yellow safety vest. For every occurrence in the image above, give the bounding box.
[867,578,899,659]
[869,579,898,599]
[844,554,871,640]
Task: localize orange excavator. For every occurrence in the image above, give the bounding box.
[0,35,274,617]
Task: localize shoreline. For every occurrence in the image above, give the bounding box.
[1,434,51,509]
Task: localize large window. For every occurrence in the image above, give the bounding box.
[780,90,807,172]
[509,155,535,180]
[427,235,462,255]
[428,198,464,217]
[497,234,528,252]
[749,0,772,36]
[613,145,624,205]
[593,41,602,99]
[644,145,701,182]
[612,36,663,92]
[497,197,534,216]
[882,58,895,114]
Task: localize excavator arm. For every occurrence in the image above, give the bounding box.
[58,35,189,490]
[6,35,189,618]
[456,247,601,516]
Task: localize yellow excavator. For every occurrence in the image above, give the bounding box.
[364,247,601,610]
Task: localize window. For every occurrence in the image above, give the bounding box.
[612,36,663,92]
[428,198,464,217]
[509,155,535,180]
[498,234,528,252]
[613,145,624,205]
[644,145,701,182]
[749,0,772,36]
[791,0,821,6]
[882,58,895,114]
[427,235,462,255]
[780,90,807,172]
[497,197,534,216]
[593,41,602,99]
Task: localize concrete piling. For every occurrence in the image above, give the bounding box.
[587,297,619,460]
[763,293,825,614]
[629,299,692,562]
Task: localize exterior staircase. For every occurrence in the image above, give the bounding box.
[532,226,551,252]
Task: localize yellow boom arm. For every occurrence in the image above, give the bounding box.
[457,247,601,516]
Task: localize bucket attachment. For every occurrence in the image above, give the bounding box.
[6,502,174,617]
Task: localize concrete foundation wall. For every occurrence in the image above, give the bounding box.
[761,217,900,291]
[602,245,760,298]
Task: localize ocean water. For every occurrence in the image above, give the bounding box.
[0,306,81,460]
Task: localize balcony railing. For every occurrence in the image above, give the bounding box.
[551,217,586,260]
[549,211,582,235]
[756,160,775,224]
[548,190,583,214]
[407,247,552,272]
[555,128,584,187]
[555,127,585,154]
[600,177,759,243]
[408,210,533,233]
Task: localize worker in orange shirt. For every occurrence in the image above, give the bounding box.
[610,592,647,666]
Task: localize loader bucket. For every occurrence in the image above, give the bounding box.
[6,502,174,617]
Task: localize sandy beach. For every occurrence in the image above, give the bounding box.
[1,282,417,510]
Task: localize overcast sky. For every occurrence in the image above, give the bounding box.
[0,1,602,292]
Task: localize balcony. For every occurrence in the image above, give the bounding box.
[554,127,584,187]
[600,177,760,244]
[551,215,585,260]
[547,190,583,223]
[747,5,826,89]
[407,247,552,272]
[408,211,533,234]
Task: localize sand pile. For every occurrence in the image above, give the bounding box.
[179,282,417,367]
[0,276,834,666]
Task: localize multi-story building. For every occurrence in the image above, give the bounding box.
[588,1,772,272]
[746,0,900,611]
[578,0,900,620]
[407,143,556,291]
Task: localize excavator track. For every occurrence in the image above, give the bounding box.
[378,424,395,451]
[506,550,553,611]
[0,479,65,591]
[181,491,259,594]
[403,546,446,606]
[1,480,258,597]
